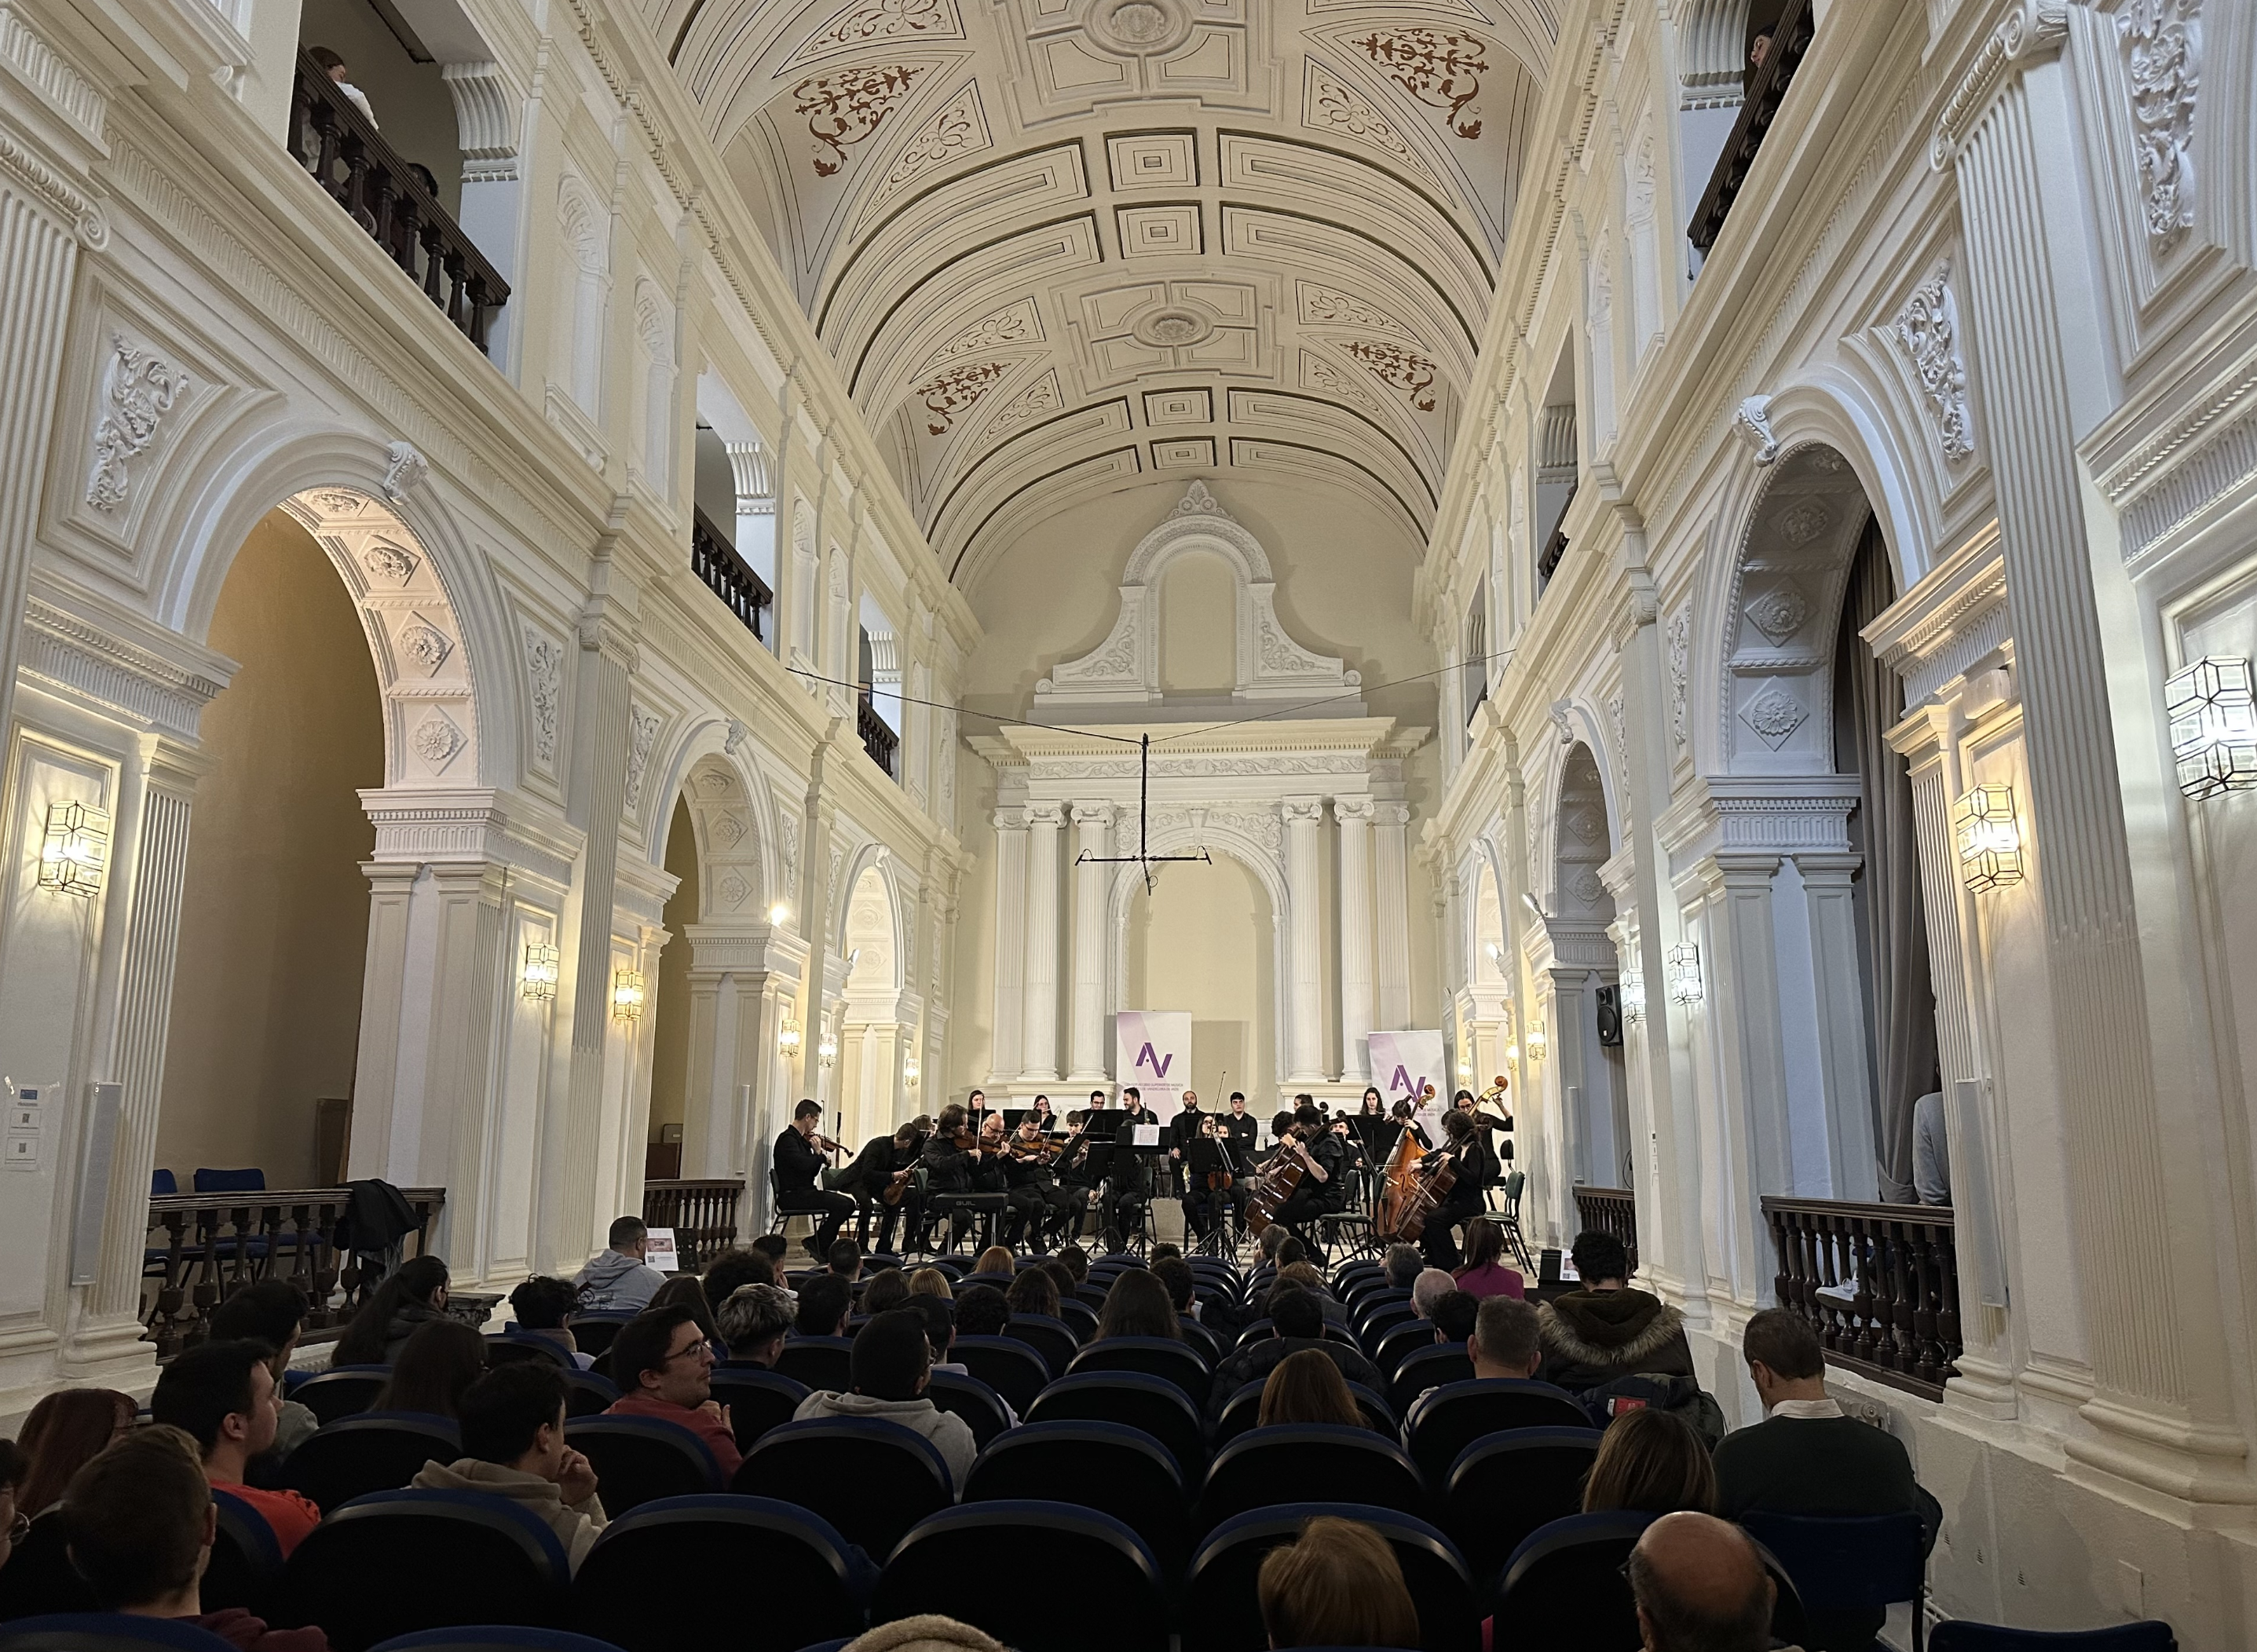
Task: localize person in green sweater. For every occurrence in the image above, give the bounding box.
[1714,1308,1938,1650]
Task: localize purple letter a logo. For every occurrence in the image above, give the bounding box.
[1136,1042,1173,1079]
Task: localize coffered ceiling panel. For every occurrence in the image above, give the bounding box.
[664,0,1558,588]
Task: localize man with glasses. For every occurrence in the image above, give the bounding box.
[602,1302,741,1476]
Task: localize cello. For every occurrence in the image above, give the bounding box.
[1374,1084,1439,1241]
[1245,1131,1308,1236]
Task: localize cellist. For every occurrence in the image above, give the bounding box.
[1421,1105,1499,1269]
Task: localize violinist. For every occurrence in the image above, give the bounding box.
[1269,1106,1349,1247]
[918,1103,976,1249]
[1004,1116,1083,1250]
[774,1098,856,1259]
[1055,1110,1103,1215]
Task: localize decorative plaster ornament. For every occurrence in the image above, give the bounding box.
[1303,62,1438,183]
[1571,868,1607,905]
[1779,499,1832,546]
[398,617,452,674]
[1344,340,1439,411]
[1088,0,1191,54]
[318,491,365,515]
[382,442,428,501]
[725,718,749,756]
[792,63,927,176]
[1746,586,1810,643]
[777,815,801,889]
[1132,306,1214,348]
[717,872,750,909]
[1171,479,1227,517]
[1740,684,1808,748]
[781,0,963,71]
[2118,0,2201,249]
[362,541,419,583]
[922,299,1041,370]
[1667,609,1691,748]
[86,333,190,512]
[916,360,1006,433]
[1353,27,1490,137]
[880,80,990,192]
[712,811,747,847]
[1567,810,1603,844]
[1732,395,1780,466]
[521,632,562,768]
[1893,267,1976,464]
[1549,700,1574,745]
[412,711,466,768]
[624,707,661,814]
[987,371,1063,433]
[1300,281,1417,341]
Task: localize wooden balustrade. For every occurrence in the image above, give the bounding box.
[1687,0,1816,254]
[142,1186,446,1360]
[285,51,510,353]
[1762,1196,1962,1401]
[691,508,773,641]
[858,693,900,778]
[642,1179,744,1271]
[1572,1185,1639,1273]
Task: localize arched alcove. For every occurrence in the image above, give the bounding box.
[1125,852,1275,1109]
[1544,741,1629,1190]
[840,861,907,1145]
[643,793,701,1173]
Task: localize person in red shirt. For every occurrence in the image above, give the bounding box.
[149,1339,320,1557]
[602,1302,741,1477]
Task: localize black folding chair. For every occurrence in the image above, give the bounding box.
[873,1502,1167,1652]
[963,1421,1189,1581]
[1182,1502,1479,1652]
[571,1494,867,1652]
[706,1368,810,1454]
[562,1416,723,1513]
[1198,1424,1425,1528]
[734,1416,952,1560]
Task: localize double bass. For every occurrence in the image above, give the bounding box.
[1374,1084,1440,1241]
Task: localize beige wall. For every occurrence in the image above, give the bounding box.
[157,508,382,1189]
[646,794,701,1144]
[1126,849,1274,1106]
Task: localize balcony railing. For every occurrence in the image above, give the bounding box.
[1763,1196,1962,1402]
[642,1178,744,1272]
[691,508,773,641]
[1687,0,1816,254]
[858,693,899,777]
[1572,1185,1639,1274]
[286,50,510,353]
[143,1185,446,1359]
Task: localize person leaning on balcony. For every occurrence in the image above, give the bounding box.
[305,47,377,129]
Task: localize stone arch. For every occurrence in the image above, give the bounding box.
[1472,858,1507,988]
[646,725,775,919]
[842,854,904,996]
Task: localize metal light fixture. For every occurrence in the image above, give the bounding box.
[770,901,792,926]
[2166,655,2257,800]
[1505,1043,1521,1065]
[38,801,109,897]
[1525,1020,1548,1062]
[777,1016,803,1055]
[521,942,561,1001]
[903,1057,920,1088]
[611,970,646,1021]
[1621,972,1645,1024]
[1483,941,1502,964]
[1667,943,1703,1006]
[1953,782,2025,893]
[817,1031,838,1068]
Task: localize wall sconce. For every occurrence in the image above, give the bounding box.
[777,1016,803,1055]
[1483,941,1502,965]
[1455,1057,1472,1078]
[770,901,792,926]
[38,801,109,897]
[2167,656,2257,800]
[1505,1043,1521,1065]
[611,970,646,1021]
[521,942,560,1001]
[903,1057,920,1089]
[1525,1020,1548,1062]
[817,1032,838,1068]
[1621,973,1645,1024]
[1667,943,1703,1006]
[1953,782,2025,893]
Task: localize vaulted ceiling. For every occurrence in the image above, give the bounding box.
[653,0,1556,591]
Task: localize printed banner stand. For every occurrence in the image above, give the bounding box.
[1364,1029,1447,1142]
[1115,1010,1192,1124]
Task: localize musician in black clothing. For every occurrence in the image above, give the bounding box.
[835,1116,924,1249]
[1103,1098,1154,1244]
[1269,1112,1349,1244]
[1004,1117,1084,1249]
[1168,1089,1205,1202]
[774,1098,855,1257]
[1224,1093,1260,1160]
[1421,1106,1499,1268]
[1180,1114,1246,1240]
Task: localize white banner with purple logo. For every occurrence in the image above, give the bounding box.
[1114,1010,1192,1123]
[1365,1029,1447,1142]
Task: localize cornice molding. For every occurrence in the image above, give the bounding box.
[1930,2,2069,169]
[20,587,227,740]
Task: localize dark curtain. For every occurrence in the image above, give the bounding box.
[1838,516,1937,1202]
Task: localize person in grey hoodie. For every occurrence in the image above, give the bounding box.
[412,1364,607,1570]
[574,1215,667,1313]
[792,1308,978,1491]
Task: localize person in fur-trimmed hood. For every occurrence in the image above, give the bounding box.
[1538,1230,1698,1394]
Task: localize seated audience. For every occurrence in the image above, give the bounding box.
[16,1387,134,1517]
[63,1425,331,1651]
[412,1364,606,1569]
[331,1254,450,1366]
[830,1239,865,1282]
[838,1616,1005,1652]
[861,1267,912,1317]
[1259,1347,1364,1429]
[603,1303,741,1476]
[793,1309,977,1489]
[1257,1514,1420,1650]
[1452,1218,1526,1300]
[1055,1244,1090,1285]
[955,1285,1011,1340]
[1272,1235,1308,1269]
[208,1282,319,1456]
[909,1295,960,1373]
[1582,1407,1715,1515]
[1040,1259,1077,1300]
[149,1341,320,1556]
[1469,1295,1544,1380]
[1094,1268,1183,1341]
[1714,1308,1933,1650]
[650,1274,725,1354]
[1206,1288,1381,1421]
[1256,1225,1290,1266]
[1626,1511,1780,1652]
[751,1234,790,1269]
[1274,1263,1348,1328]
[1429,1289,1479,1346]
[796,1274,854,1339]
[908,1267,953,1300]
[1537,1230,1695,1393]
[375,1318,486,1419]
[702,1244,777,1305]
[1410,1267,1457,1322]
[575,1216,667,1314]
[1382,1243,1423,1292]
[1148,1255,1205,1343]
[971,1245,1015,1282]
[507,1276,594,1368]
[0,1439,22,1570]
[715,1283,796,1367]
[1004,1267,1059,1321]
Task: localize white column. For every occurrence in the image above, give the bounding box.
[1020,802,1063,1081]
[1373,802,1414,1030]
[1283,796,1328,1083]
[1793,853,1878,1201]
[1066,801,1114,1083]
[725,439,778,592]
[1685,854,1787,1303]
[988,808,1026,1085]
[1337,797,1376,1080]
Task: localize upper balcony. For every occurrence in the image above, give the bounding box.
[1687,0,1816,258]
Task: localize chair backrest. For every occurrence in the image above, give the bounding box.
[1737,1510,1927,1614]
[773,1336,855,1394]
[485,1334,572,1370]
[962,1421,1189,1579]
[1209,1379,1267,1449]
[1234,1318,1275,1351]
[563,1415,723,1512]
[1182,1502,1480,1652]
[1058,1299,1100,1343]
[1180,1318,1224,1366]
[571,1494,867,1652]
[1349,1285,1411,1320]
[1346,1383,1399,1438]
[924,1370,1012,1448]
[292,1367,393,1427]
[1442,1426,1606,1581]
[202,1487,286,1617]
[705,1368,810,1453]
[0,1616,238,1652]
[1068,1336,1213,1405]
[284,1412,463,1512]
[1373,1318,1440,1377]
[1404,1378,1593,1486]
[558,1369,619,1418]
[998,1315,1078,1379]
[872,1501,1169,1652]
[0,1514,94,1620]
[953,1335,1052,1412]
[562,1313,636,1358]
[1493,1510,1658,1652]
[150,1168,179,1197]
[1025,1371,1207,1479]
[283,1489,569,1652]
[1928,1626,2179,1651]
[1333,1261,1385,1292]
[193,1168,266,1193]
[734,1416,953,1561]
[1502,1169,1526,1211]
[366,1632,627,1652]
[1355,1303,1419,1352]
[1198,1424,1426,1529]
[1389,1344,1476,1414]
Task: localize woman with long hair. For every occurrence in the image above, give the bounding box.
[375,1319,487,1418]
[16,1388,134,1515]
[1004,1266,1059,1321]
[650,1274,724,1353]
[1581,1406,1716,1515]
[333,1254,451,1365]
[971,1244,1015,1281]
[1257,1347,1362,1429]
[909,1266,954,1299]
[1093,1267,1182,1342]
[1452,1217,1527,1300]
[1258,1515,1420,1650]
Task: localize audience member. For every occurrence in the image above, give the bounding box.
[507,1276,594,1369]
[955,1285,1010,1339]
[909,1295,958,1372]
[861,1267,912,1317]
[702,1245,777,1306]
[208,1282,319,1455]
[603,1303,741,1476]
[1257,1515,1419,1650]
[792,1310,976,1489]
[971,1245,1015,1281]
[908,1267,953,1300]
[650,1274,724,1353]
[1206,1288,1380,1422]
[413,1365,606,1570]
[1410,1267,1456,1322]
[1040,1259,1077,1301]
[0,1439,23,1570]
[1469,1295,1543,1380]
[751,1234,789,1269]
[1004,1268,1059,1321]
[796,1274,854,1339]
[575,1217,667,1313]
[1149,1254,1201,1338]
[1273,1235,1308,1269]
[1626,1511,1783,1652]
[1582,1407,1715,1515]
[830,1240,865,1281]
[716,1283,796,1367]
[1258,1347,1363,1429]
[16,1387,134,1517]
[1382,1244,1422,1292]
[1452,1218,1526,1300]
[1537,1230,1695,1393]
[305,45,375,130]
[63,1425,331,1651]
[1055,1245,1090,1285]
[1148,1243,1181,1266]
[1429,1289,1478,1346]
[1094,1268,1182,1341]
[838,1616,1005,1652]
[375,1319,485,1419]
[149,1341,320,1556]
[1274,1263,1348,1328]
[331,1254,451,1366]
